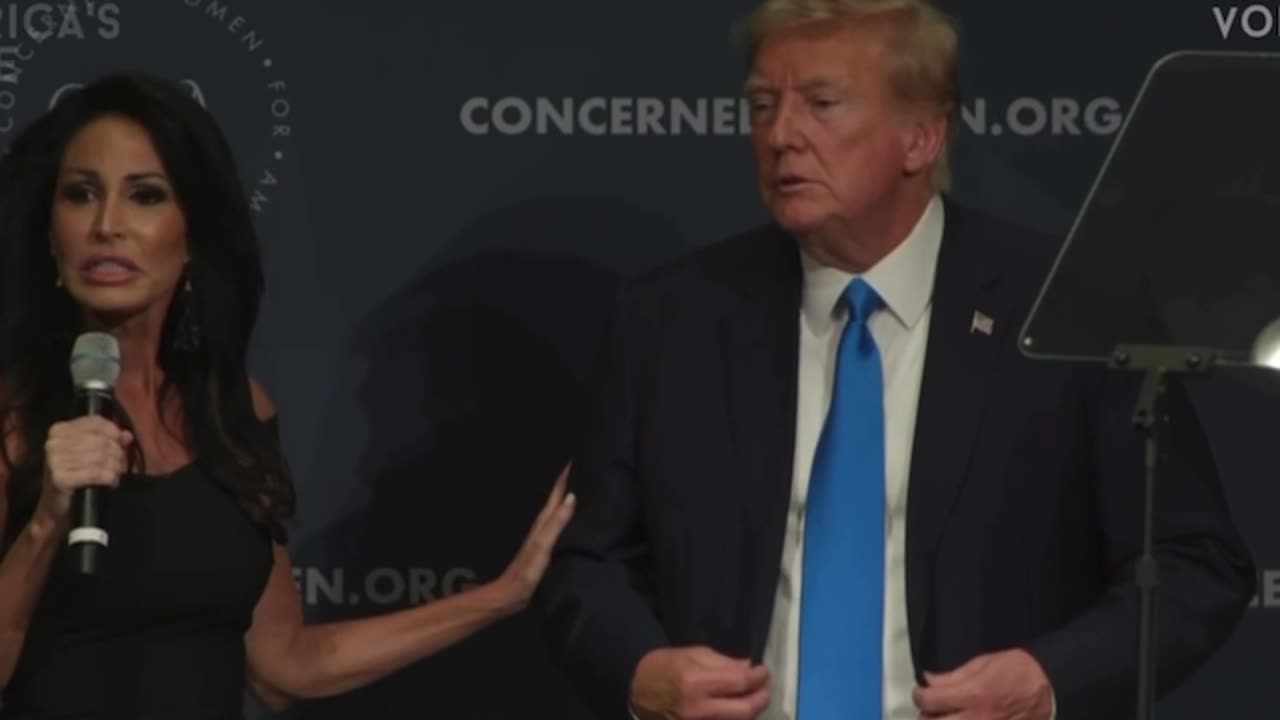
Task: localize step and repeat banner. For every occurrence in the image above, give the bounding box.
[3,1,1277,718]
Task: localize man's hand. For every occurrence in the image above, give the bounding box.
[913,649,1053,720]
[630,646,770,720]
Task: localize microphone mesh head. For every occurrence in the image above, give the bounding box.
[70,332,121,390]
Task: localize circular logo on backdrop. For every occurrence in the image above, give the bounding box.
[0,1,296,218]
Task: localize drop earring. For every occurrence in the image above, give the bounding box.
[174,270,201,352]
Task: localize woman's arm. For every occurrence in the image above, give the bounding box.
[0,409,135,689]
[0,490,66,690]
[0,414,61,687]
[248,670,295,713]
[244,473,572,700]
[242,379,574,701]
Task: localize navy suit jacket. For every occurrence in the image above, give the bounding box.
[536,199,1254,719]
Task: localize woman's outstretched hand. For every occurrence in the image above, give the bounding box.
[493,463,576,613]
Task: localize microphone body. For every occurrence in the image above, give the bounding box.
[68,384,114,575]
[66,331,122,577]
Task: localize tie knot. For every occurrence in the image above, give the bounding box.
[841,278,881,325]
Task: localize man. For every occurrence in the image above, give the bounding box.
[535,1,1255,718]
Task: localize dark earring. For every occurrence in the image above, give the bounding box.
[174,273,201,352]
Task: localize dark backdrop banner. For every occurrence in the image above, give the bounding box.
[2,1,1277,718]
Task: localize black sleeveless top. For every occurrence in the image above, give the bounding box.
[2,451,275,719]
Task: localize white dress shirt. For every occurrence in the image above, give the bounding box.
[759,195,944,720]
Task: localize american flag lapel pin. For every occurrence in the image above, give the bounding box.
[970,310,994,336]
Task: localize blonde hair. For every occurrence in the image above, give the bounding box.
[737,0,960,191]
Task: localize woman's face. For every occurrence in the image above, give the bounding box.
[50,114,189,322]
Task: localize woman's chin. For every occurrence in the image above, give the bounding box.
[70,288,156,321]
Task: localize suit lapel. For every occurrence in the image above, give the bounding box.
[905,201,1008,671]
[718,227,802,662]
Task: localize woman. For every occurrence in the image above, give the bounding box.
[0,74,574,718]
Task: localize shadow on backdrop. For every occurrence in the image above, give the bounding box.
[276,198,689,719]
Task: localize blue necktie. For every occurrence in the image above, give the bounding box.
[798,278,885,720]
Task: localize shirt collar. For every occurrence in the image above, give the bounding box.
[800,194,945,332]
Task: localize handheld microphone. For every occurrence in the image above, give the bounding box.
[67,331,121,576]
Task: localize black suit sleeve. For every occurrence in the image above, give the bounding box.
[535,284,669,718]
[1025,367,1255,716]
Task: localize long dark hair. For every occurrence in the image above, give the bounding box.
[0,74,294,543]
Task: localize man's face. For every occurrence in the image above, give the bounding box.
[747,21,926,236]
